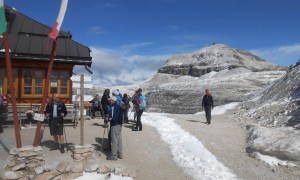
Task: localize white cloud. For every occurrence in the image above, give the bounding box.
[120,41,154,54]
[97,2,115,9]
[73,47,170,87]
[250,43,300,66]
[87,26,106,35]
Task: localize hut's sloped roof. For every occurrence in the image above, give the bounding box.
[0,6,92,66]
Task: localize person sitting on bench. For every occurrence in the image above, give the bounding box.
[90,94,103,119]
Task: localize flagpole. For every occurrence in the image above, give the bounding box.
[3,32,22,148]
[33,39,58,146]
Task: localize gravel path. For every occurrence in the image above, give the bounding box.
[169,110,300,180]
[0,109,299,180]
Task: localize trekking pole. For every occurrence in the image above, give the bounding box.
[63,122,69,152]
[39,117,48,144]
[101,124,107,152]
[128,108,135,119]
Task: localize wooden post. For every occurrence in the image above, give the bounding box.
[3,32,22,148]
[80,74,84,146]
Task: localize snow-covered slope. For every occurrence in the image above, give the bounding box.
[237,63,300,128]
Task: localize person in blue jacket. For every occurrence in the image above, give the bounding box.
[112,89,122,106]
[106,96,123,160]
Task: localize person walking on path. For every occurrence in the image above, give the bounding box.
[106,96,123,160]
[133,88,145,131]
[45,93,68,153]
[202,89,214,125]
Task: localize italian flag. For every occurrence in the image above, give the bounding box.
[0,0,6,34]
[48,0,68,40]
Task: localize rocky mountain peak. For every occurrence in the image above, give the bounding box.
[159,44,285,77]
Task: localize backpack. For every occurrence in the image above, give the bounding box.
[0,95,8,113]
[139,95,146,110]
[0,95,7,108]
[0,96,3,107]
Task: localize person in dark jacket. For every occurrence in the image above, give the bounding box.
[202,89,214,125]
[122,93,131,123]
[106,96,123,160]
[101,89,110,117]
[45,93,68,153]
[131,91,138,121]
[133,88,144,131]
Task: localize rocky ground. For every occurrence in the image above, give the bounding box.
[0,108,299,180]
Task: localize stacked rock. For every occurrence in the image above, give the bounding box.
[72,144,95,161]
[2,146,46,179]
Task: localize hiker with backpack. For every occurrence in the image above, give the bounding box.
[133,88,146,131]
[106,96,123,160]
[112,89,122,106]
[45,93,68,153]
[202,89,214,125]
[131,91,139,121]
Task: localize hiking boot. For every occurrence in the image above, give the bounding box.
[50,143,59,151]
[106,156,117,160]
[60,144,65,153]
[118,154,123,159]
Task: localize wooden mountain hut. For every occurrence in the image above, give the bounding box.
[0,6,92,104]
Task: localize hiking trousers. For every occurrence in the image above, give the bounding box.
[204,106,212,123]
[136,110,143,131]
[110,124,122,158]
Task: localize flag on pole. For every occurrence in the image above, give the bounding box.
[48,0,68,40]
[0,0,6,34]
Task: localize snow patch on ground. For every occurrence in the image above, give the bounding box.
[142,112,237,180]
[254,152,297,167]
[74,172,133,180]
[195,102,239,115]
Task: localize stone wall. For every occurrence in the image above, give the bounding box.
[1,145,137,180]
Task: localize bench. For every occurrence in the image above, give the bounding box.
[1,102,92,127]
[1,103,33,127]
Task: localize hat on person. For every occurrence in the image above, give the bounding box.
[108,96,117,101]
[138,88,142,92]
[112,89,119,96]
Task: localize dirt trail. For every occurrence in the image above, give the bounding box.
[170,110,300,180]
[0,110,299,180]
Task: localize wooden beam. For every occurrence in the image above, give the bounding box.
[3,32,22,148]
[33,39,58,147]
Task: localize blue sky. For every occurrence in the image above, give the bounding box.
[5,0,300,86]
